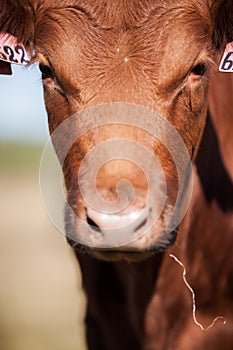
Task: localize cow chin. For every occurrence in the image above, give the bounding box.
[65,203,178,262]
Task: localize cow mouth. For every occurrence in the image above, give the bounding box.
[65,199,178,261]
[67,225,178,262]
[91,230,178,262]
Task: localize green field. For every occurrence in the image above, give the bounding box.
[0,142,43,169]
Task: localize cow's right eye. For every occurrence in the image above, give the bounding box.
[39,63,53,80]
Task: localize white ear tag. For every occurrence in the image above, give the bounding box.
[0,33,30,65]
[219,42,233,72]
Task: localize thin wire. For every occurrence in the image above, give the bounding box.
[169,253,227,331]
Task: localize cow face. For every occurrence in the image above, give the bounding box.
[0,0,232,261]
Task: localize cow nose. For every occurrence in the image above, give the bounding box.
[86,205,150,237]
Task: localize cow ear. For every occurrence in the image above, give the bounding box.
[0,0,35,43]
[0,1,34,74]
[212,0,233,50]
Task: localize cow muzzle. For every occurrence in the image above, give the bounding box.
[40,103,193,252]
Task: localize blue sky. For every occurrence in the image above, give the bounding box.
[0,64,49,144]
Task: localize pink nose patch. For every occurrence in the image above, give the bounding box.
[0,33,30,66]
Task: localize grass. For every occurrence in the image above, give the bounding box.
[0,142,44,170]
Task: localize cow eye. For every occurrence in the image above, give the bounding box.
[39,63,54,79]
[190,63,206,76]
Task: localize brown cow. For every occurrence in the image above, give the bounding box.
[1,1,233,349]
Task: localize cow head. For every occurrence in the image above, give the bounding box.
[1,0,232,261]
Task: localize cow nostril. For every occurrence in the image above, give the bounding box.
[133,218,147,233]
[86,216,101,233]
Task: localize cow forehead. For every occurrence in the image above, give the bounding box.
[35,0,211,51]
[40,0,210,29]
[34,0,211,96]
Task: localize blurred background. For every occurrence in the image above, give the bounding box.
[0,65,86,350]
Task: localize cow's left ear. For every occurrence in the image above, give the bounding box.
[212,0,233,50]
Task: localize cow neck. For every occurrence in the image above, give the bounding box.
[76,250,164,348]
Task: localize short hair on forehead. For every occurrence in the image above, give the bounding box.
[0,0,232,52]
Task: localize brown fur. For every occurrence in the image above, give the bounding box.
[1,0,233,349]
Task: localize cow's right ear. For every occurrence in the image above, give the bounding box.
[212,0,233,50]
[0,0,35,75]
[0,0,35,43]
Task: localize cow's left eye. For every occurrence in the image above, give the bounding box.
[39,63,54,80]
[190,63,206,76]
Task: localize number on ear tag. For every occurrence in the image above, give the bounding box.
[0,33,30,65]
[219,42,233,72]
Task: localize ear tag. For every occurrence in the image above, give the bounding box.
[0,33,30,66]
[219,42,233,72]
